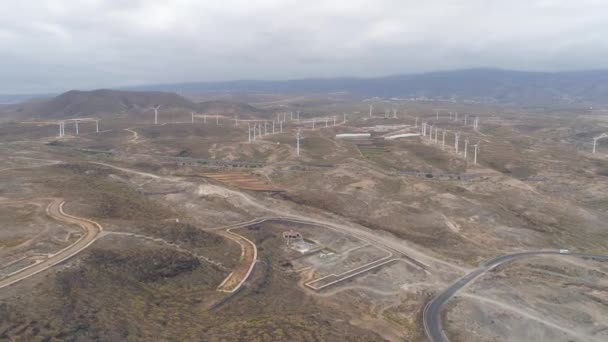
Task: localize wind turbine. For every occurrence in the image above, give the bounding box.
[454,132,460,153]
[95,120,99,133]
[74,120,79,135]
[152,105,160,125]
[296,129,301,156]
[248,123,252,143]
[434,127,439,143]
[593,133,608,154]
[442,130,446,150]
[464,139,469,160]
[369,104,373,117]
[473,143,480,164]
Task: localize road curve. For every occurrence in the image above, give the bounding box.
[423,251,608,342]
[0,199,102,290]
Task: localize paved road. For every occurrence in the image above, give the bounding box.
[423,251,608,342]
[0,199,102,290]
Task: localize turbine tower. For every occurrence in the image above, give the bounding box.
[152,105,160,125]
[473,143,480,164]
[296,129,301,156]
[75,120,79,135]
[464,139,469,160]
[95,120,99,133]
[454,132,460,153]
[248,123,252,143]
[442,130,446,150]
[369,104,373,117]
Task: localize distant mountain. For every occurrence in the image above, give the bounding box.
[130,69,608,106]
[9,89,265,119]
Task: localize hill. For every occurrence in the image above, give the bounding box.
[130,69,608,106]
[8,89,265,120]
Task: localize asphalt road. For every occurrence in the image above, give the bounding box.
[0,199,102,290]
[423,251,608,342]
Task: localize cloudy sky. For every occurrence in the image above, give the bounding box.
[1,0,607,93]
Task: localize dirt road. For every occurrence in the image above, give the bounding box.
[0,199,102,290]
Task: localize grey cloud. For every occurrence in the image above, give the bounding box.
[1,0,608,93]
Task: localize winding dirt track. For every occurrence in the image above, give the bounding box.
[0,199,102,290]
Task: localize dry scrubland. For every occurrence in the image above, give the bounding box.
[1,97,608,341]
